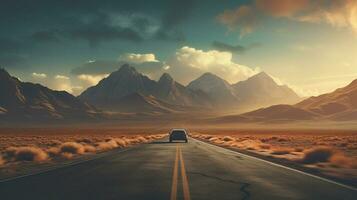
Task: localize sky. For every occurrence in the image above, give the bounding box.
[1,0,357,96]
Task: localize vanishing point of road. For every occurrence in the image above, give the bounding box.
[0,138,356,200]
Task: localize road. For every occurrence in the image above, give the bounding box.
[0,138,356,200]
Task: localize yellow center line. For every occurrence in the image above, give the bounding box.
[170,145,179,200]
[179,147,191,200]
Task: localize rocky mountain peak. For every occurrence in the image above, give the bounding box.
[159,73,174,83]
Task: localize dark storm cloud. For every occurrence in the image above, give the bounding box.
[0,38,22,54]
[30,30,62,43]
[155,0,197,41]
[212,41,246,53]
[212,41,261,53]
[0,38,29,69]
[30,29,61,42]
[70,26,144,47]
[29,11,146,47]
[0,0,195,48]
[0,54,28,70]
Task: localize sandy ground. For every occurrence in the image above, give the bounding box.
[191,130,357,186]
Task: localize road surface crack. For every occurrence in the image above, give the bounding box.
[188,171,251,200]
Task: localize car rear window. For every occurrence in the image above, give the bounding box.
[172,130,185,135]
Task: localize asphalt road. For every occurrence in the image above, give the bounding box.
[0,138,356,200]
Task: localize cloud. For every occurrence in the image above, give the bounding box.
[70,47,260,85]
[212,41,261,53]
[0,55,28,69]
[29,73,84,95]
[217,5,259,36]
[0,38,22,54]
[55,75,70,80]
[28,12,153,47]
[119,53,158,63]
[0,38,29,69]
[70,57,166,80]
[32,72,47,79]
[255,0,309,17]
[218,0,357,36]
[295,0,357,34]
[70,25,143,47]
[71,60,119,75]
[30,29,61,43]
[155,0,197,41]
[166,46,260,84]
[27,7,189,47]
[77,74,109,86]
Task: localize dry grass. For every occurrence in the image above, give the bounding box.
[192,132,357,183]
[0,132,166,168]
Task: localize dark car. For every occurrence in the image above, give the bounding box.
[169,129,188,143]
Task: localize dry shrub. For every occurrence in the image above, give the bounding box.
[271,147,293,155]
[236,139,262,150]
[47,140,62,146]
[223,136,234,142]
[246,146,256,150]
[259,144,271,150]
[136,136,148,143]
[200,135,213,140]
[210,138,224,144]
[114,138,128,147]
[76,138,93,144]
[83,145,96,153]
[47,147,60,157]
[124,138,138,144]
[0,155,5,165]
[59,142,85,155]
[96,140,118,151]
[209,137,219,142]
[338,142,348,147]
[301,147,335,164]
[4,146,48,162]
[278,138,289,142]
[329,154,357,168]
[61,152,74,159]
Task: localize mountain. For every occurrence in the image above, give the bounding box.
[214,78,357,122]
[187,71,301,111]
[155,73,211,107]
[0,68,99,121]
[79,64,157,109]
[232,72,301,110]
[79,65,212,112]
[80,65,301,113]
[112,92,176,114]
[187,72,237,106]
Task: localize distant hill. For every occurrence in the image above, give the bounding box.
[296,79,357,120]
[0,68,99,121]
[214,79,357,122]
